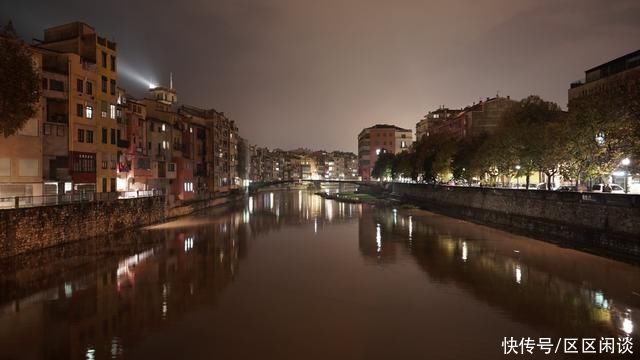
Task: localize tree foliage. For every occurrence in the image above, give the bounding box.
[0,21,40,137]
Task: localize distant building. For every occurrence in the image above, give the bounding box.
[247,148,357,182]
[465,96,516,136]
[415,107,461,141]
[568,49,640,102]
[357,124,412,180]
[418,96,516,141]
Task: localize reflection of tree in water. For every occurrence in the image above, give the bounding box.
[358,205,639,345]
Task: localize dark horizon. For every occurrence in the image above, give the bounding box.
[2,0,639,152]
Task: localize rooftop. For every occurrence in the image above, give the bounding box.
[365,124,412,132]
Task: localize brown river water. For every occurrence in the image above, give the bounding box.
[0,190,638,359]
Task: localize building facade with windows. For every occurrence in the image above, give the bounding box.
[568,49,640,102]
[357,124,412,180]
[41,22,120,192]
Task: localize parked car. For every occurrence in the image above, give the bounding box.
[536,183,557,190]
[591,184,625,194]
[556,185,577,192]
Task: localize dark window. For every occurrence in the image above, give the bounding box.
[102,128,107,144]
[110,178,116,192]
[86,81,93,95]
[77,104,83,117]
[77,79,83,93]
[72,153,96,173]
[110,79,116,95]
[137,158,151,170]
[101,51,107,68]
[148,142,151,150]
[101,76,107,93]
[110,129,116,145]
[102,178,107,192]
[78,129,85,143]
[50,80,64,91]
[110,55,116,71]
[86,130,94,144]
[101,101,108,118]
[42,78,48,89]
[117,129,121,142]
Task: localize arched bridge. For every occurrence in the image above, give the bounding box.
[248,179,385,194]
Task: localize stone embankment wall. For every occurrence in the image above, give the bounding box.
[0,194,241,259]
[392,183,640,260]
[0,196,166,258]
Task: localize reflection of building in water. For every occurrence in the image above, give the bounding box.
[0,212,243,360]
[358,206,401,263]
[0,191,360,359]
[244,191,359,239]
[368,207,639,344]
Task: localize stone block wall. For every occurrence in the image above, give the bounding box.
[0,196,166,258]
[392,184,640,260]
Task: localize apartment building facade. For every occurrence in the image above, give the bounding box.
[358,124,412,180]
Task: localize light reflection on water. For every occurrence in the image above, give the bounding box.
[0,190,637,359]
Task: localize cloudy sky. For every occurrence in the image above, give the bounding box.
[2,0,639,152]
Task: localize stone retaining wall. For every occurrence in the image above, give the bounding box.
[0,196,166,258]
[392,183,640,260]
[0,193,243,259]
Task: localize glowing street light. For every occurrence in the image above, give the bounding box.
[621,158,631,193]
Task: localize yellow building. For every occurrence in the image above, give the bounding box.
[42,22,118,192]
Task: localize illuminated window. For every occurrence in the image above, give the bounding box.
[110,104,116,119]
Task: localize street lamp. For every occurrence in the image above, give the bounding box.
[515,165,521,187]
[621,158,631,193]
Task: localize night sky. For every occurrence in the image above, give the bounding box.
[2,0,639,152]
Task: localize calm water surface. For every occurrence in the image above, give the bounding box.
[0,190,638,359]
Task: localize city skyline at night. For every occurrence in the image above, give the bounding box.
[2,0,639,151]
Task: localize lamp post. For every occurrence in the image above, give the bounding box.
[621,158,631,194]
[515,165,521,187]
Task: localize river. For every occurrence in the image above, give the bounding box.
[0,190,638,359]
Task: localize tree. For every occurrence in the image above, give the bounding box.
[371,152,395,180]
[452,134,488,185]
[493,96,566,189]
[393,151,415,181]
[567,87,636,186]
[0,21,40,137]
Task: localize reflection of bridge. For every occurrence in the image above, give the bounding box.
[249,179,384,193]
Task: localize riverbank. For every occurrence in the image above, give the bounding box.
[388,183,640,262]
[314,191,402,206]
[0,192,243,259]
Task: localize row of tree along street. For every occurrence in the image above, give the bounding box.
[373,91,640,190]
